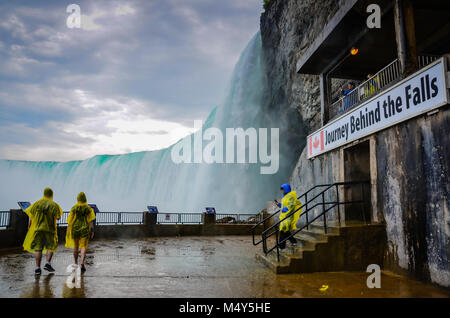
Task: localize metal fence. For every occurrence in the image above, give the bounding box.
[329,55,440,121]
[215,213,262,224]
[156,213,203,224]
[1,210,261,228]
[57,211,146,226]
[0,211,10,229]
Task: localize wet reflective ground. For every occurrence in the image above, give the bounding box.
[0,236,449,298]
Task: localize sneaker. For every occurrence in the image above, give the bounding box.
[35,268,41,275]
[80,265,86,273]
[44,263,55,273]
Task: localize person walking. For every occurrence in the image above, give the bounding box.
[23,187,63,275]
[65,192,95,273]
[274,184,302,250]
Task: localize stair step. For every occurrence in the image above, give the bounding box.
[255,251,290,274]
[308,222,341,234]
[294,232,328,244]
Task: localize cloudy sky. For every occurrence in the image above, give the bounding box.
[0,0,262,161]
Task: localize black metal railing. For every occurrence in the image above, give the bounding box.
[156,213,203,224]
[329,55,440,121]
[215,213,262,224]
[11,209,261,227]
[57,211,146,226]
[0,211,10,229]
[251,183,343,246]
[255,181,370,261]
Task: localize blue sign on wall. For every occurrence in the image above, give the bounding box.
[17,201,31,211]
[147,206,159,213]
[205,207,216,214]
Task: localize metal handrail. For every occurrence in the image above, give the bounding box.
[251,183,339,246]
[0,211,10,228]
[259,181,370,261]
[329,55,439,121]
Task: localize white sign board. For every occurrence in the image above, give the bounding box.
[307,58,449,159]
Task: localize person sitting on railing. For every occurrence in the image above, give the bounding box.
[273,184,302,250]
[65,192,96,273]
[22,187,63,275]
[338,82,356,112]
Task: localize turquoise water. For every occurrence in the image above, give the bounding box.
[0,33,299,212]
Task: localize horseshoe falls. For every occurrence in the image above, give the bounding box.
[0,33,301,212]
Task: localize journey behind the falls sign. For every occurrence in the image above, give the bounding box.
[307,58,449,159]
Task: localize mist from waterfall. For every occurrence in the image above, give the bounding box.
[0,33,302,213]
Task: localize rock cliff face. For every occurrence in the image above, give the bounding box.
[260,0,343,133]
[260,0,450,287]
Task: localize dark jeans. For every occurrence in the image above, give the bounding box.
[279,231,297,249]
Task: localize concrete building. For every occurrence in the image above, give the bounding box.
[258,0,450,289]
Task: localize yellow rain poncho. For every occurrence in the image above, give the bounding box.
[279,184,302,232]
[23,188,63,254]
[65,192,96,249]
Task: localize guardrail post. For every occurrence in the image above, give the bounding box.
[336,184,341,226]
[9,209,28,247]
[361,183,367,224]
[275,228,280,262]
[118,212,121,225]
[202,212,215,225]
[305,193,309,230]
[322,193,327,234]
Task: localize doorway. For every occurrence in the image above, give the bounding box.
[343,140,372,223]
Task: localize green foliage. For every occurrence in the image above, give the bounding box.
[263,0,271,11]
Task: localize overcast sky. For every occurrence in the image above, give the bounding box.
[0,0,262,161]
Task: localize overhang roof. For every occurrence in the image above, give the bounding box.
[297,0,450,80]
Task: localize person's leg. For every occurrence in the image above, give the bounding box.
[278,231,287,249]
[80,248,86,266]
[46,252,54,264]
[289,234,298,245]
[35,251,42,268]
[73,239,79,265]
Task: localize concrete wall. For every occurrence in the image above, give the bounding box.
[288,106,450,288]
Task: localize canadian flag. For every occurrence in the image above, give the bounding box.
[309,131,324,156]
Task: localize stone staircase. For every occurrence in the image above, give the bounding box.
[255,221,386,274]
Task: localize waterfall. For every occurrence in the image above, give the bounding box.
[0,33,302,212]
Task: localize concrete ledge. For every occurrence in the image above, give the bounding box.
[1,219,265,250]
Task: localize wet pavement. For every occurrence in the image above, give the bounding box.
[0,236,449,298]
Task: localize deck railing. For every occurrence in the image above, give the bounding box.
[0,211,10,228]
[156,213,203,224]
[329,55,440,121]
[0,210,262,228]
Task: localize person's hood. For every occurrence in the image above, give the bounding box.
[43,187,53,200]
[280,184,291,196]
[77,192,87,204]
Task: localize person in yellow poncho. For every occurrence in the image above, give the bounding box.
[274,184,302,249]
[23,187,63,275]
[65,192,96,273]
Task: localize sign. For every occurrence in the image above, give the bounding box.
[147,206,159,213]
[205,207,216,214]
[307,58,449,159]
[165,214,171,221]
[17,201,31,211]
